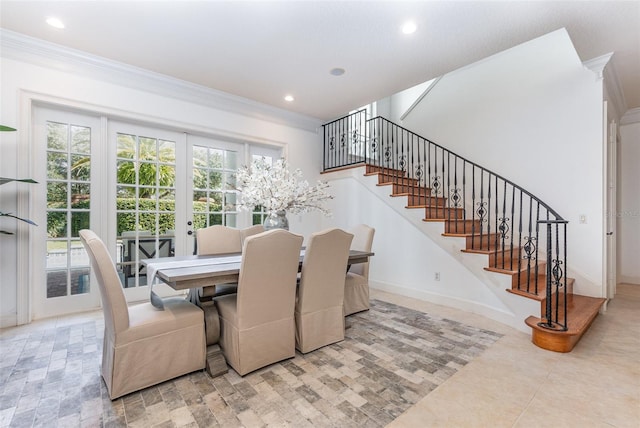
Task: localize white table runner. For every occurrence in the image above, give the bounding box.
[146,251,307,309]
[146,256,242,309]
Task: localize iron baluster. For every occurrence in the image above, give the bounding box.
[509,185,516,272]
[517,190,524,291]
[471,166,477,239]
[321,112,568,324]
[543,222,554,328]
[534,203,541,295]
[462,159,467,234]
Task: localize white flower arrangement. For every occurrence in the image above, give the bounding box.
[235,157,332,216]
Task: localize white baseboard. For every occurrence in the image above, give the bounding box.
[0,314,17,329]
[369,279,530,333]
[619,275,640,285]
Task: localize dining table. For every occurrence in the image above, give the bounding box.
[141,249,374,377]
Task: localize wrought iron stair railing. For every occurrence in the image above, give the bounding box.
[323,110,569,332]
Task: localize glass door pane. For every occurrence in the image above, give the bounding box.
[45,122,92,297]
[248,146,283,225]
[32,107,102,319]
[192,146,239,229]
[113,127,180,292]
[188,135,245,252]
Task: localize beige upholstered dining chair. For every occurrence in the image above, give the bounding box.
[344,224,375,316]
[79,229,206,400]
[295,228,353,353]
[215,229,303,376]
[196,225,244,297]
[240,224,264,246]
[196,224,242,255]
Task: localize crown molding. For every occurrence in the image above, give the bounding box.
[584,53,628,121]
[0,29,323,132]
[583,52,613,80]
[621,107,640,125]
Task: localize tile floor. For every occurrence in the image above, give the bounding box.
[384,283,640,428]
[0,284,638,427]
[0,299,500,427]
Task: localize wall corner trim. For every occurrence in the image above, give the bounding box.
[583,52,614,80]
[400,77,442,121]
[621,108,640,125]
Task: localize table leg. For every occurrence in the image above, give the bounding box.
[187,288,228,377]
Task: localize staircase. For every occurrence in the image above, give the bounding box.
[323,110,605,352]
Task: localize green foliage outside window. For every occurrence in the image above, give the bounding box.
[46,198,221,238]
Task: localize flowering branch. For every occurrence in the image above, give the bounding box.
[235,158,333,216]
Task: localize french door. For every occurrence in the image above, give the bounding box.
[187,135,246,253]
[109,121,187,302]
[32,107,103,318]
[32,107,283,317]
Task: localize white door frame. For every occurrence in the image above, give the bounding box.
[108,120,188,302]
[606,117,618,299]
[17,91,289,323]
[31,105,104,319]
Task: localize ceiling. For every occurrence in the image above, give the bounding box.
[1,1,639,121]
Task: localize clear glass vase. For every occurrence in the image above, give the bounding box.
[263,210,289,231]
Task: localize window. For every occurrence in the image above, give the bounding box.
[192,145,239,229]
[45,121,92,297]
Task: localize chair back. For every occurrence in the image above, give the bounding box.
[348,224,375,277]
[297,229,353,314]
[79,229,129,335]
[236,229,303,329]
[240,225,264,246]
[196,225,242,255]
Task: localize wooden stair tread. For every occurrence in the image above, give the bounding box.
[461,247,519,255]
[506,276,576,299]
[365,165,405,174]
[442,232,475,237]
[390,192,440,198]
[442,231,493,237]
[524,294,605,352]
[405,204,448,209]
[378,179,419,186]
[410,205,461,210]
[485,264,545,275]
[507,287,546,301]
[444,220,484,233]
[389,185,432,197]
[356,163,600,353]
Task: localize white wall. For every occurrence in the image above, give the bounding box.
[384,79,436,123]
[618,118,640,284]
[0,37,324,326]
[319,169,536,330]
[396,29,605,297]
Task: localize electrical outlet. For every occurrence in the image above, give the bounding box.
[580,215,587,224]
[435,272,440,281]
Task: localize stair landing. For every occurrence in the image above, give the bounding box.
[525,294,605,352]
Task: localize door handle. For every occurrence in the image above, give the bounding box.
[606,232,613,236]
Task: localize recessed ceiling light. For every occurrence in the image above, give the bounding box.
[330,68,345,76]
[284,95,294,102]
[401,21,417,35]
[46,17,65,29]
